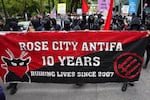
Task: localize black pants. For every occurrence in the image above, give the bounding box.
[144,45,150,68]
[9,83,17,89]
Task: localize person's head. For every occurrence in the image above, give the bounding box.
[42,17,51,31]
[9,18,19,31]
[132,13,136,18]
[88,15,94,23]
[98,13,103,18]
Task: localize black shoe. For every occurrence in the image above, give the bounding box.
[74,83,84,88]
[6,84,13,90]
[129,82,134,86]
[143,65,147,69]
[9,87,17,95]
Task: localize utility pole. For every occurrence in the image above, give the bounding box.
[48,0,50,13]
[1,0,7,19]
[24,0,28,21]
[40,0,44,15]
[141,0,143,20]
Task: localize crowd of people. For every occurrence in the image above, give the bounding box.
[1,12,150,32]
[0,12,150,32]
[0,12,150,96]
[27,13,105,31]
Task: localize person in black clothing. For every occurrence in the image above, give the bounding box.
[71,15,81,29]
[88,15,95,30]
[79,13,89,30]
[31,15,42,31]
[143,14,150,69]
[2,17,19,95]
[128,14,141,30]
[68,13,73,24]
[62,19,72,31]
[42,17,51,31]
[0,20,4,31]
[3,18,19,31]
[111,14,125,30]
[51,18,61,31]
[72,17,81,30]
[93,13,104,30]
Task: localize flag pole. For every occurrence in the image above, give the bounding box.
[103,0,114,30]
[48,0,50,13]
[141,0,143,20]
[1,0,7,19]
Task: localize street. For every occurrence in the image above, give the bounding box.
[0,55,150,100]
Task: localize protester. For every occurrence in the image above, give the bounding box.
[143,14,150,69]
[129,13,141,30]
[6,83,18,95]
[62,19,72,31]
[1,17,19,95]
[9,17,19,31]
[2,17,19,95]
[3,17,19,31]
[111,14,125,30]
[1,11,150,92]
[93,13,104,30]
[88,15,95,30]
[79,13,88,30]
[0,20,4,31]
[42,15,52,31]
[30,15,42,31]
[51,18,61,31]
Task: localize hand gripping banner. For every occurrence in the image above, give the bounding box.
[0,31,148,83]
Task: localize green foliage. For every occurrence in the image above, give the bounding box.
[5,0,24,16]
[0,0,82,17]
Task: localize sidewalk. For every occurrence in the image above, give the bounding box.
[1,62,150,100]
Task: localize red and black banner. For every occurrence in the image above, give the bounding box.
[0,31,148,83]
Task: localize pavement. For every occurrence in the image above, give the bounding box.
[1,55,150,100]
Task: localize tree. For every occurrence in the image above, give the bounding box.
[0,0,82,18]
[1,0,7,18]
[64,0,81,13]
[0,0,40,17]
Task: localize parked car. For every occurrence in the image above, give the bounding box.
[18,21,31,32]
